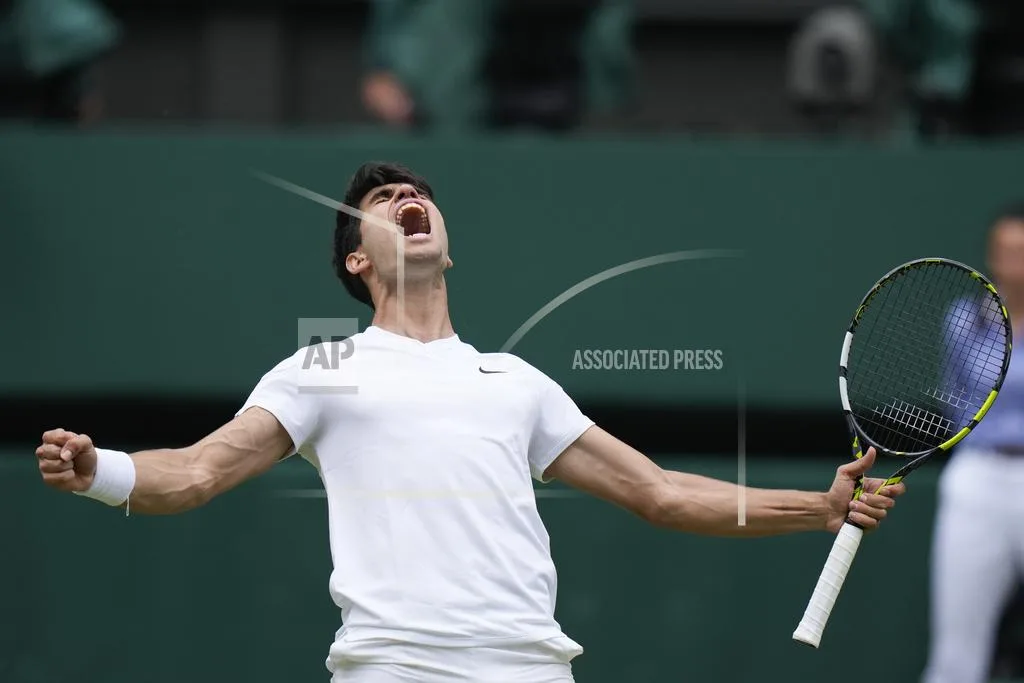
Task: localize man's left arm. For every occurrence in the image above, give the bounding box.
[543,426,906,537]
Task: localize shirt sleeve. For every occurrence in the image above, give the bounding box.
[527,371,595,483]
[236,351,321,458]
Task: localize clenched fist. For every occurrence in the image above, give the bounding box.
[36,428,98,492]
[824,447,907,533]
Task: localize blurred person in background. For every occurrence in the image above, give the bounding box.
[360,0,632,132]
[922,205,1024,683]
[0,0,119,123]
[861,0,1024,140]
[859,0,978,140]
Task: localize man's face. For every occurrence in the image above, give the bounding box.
[348,182,452,286]
[988,219,1024,289]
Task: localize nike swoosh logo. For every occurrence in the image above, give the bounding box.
[479,367,508,374]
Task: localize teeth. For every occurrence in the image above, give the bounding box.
[391,200,428,237]
[395,201,430,237]
[396,202,423,219]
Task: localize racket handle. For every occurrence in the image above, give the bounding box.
[792,522,864,648]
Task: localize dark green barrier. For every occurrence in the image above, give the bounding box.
[0,451,939,683]
[3,126,1020,407]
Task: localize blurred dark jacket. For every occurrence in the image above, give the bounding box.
[860,0,978,102]
[0,0,119,120]
[364,0,633,131]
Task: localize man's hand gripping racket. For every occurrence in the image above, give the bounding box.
[792,258,1013,649]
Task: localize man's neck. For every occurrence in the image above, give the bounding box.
[370,280,455,343]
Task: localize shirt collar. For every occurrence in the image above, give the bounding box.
[364,325,462,350]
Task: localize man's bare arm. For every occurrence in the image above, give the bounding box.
[542,426,903,537]
[36,407,292,515]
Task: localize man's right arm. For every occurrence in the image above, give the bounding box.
[36,407,292,515]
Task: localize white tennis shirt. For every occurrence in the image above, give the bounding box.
[237,325,594,672]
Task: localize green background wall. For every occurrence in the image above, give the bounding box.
[2,127,1022,406]
[3,126,1019,682]
[0,453,940,683]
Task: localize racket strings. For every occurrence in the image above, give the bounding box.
[846,262,1009,455]
[941,295,1005,408]
[948,304,1006,385]
[852,277,963,435]
[859,401,950,453]
[854,321,1001,409]
[871,399,953,445]
[855,278,1002,450]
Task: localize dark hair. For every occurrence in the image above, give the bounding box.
[991,202,1024,230]
[333,162,435,308]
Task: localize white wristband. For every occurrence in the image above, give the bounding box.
[75,448,136,508]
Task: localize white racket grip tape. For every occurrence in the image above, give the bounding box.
[792,523,864,648]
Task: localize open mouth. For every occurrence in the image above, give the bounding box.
[395,201,431,238]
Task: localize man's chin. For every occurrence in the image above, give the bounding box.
[400,244,446,264]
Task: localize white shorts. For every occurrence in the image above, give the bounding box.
[329,636,579,683]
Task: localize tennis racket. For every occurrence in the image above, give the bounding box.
[791,257,1013,648]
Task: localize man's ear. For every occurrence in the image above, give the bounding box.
[346,250,370,276]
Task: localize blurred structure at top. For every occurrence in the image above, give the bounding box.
[361,0,633,132]
[786,0,1024,141]
[0,0,120,124]
[4,0,1022,140]
[787,5,879,136]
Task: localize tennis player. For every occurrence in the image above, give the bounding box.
[35,162,905,683]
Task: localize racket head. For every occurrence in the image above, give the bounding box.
[839,258,1012,468]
